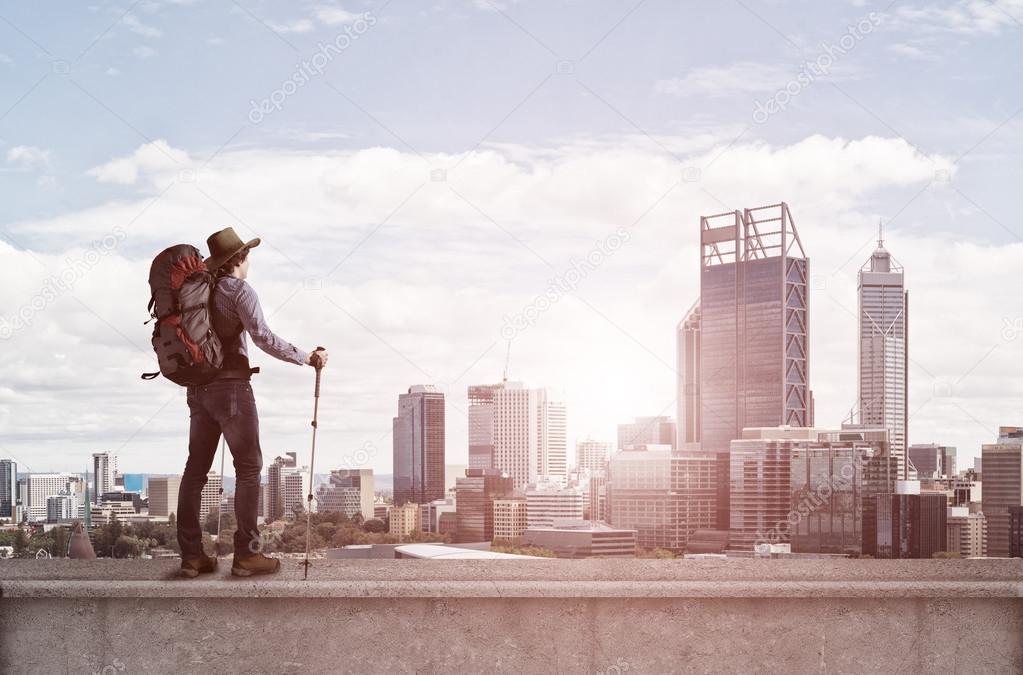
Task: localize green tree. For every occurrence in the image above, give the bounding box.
[204,508,236,535]
[113,535,144,559]
[363,518,386,533]
[932,551,962,559]
[316,522,337,541]
[51,526,69,558]
[13,528,30,557]
[490,544,557,558]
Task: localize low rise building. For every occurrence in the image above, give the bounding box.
[947,506,987,557]
[389,502,421,538]
[522,519,637,558]
[492,497,528,542]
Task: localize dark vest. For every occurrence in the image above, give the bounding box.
[211,276,253,380]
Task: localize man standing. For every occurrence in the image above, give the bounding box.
[177,227,328,578]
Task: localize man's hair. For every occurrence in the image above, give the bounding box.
[217,247,250,277]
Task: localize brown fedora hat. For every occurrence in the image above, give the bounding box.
[204,227,261,272]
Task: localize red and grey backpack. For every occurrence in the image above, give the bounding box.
[141,244,226,385]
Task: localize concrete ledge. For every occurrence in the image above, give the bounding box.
[3,559,1022,674]
[5,579,1023,599]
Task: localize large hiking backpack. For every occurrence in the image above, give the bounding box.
[141,244,226,385]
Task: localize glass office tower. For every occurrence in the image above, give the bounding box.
[699,203,810,528]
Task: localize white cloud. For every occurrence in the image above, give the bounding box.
[123,14,162,38]
[0,53,13,65]
[888,42,939,61]
[133,45,158,59]
[312,5,361,25]
[85,139,190,184]
[207,36,225,46]
[893,0,1023,35]
[106,67,122,76]
[6,145,51,169]
[267,18,315,34]
[655,62,797,98]
[7,133,1012,478]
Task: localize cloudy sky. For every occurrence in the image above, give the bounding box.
[1,0,1021,479]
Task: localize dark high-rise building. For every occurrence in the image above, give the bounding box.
[393,385,446,507]
[698,203,810,528]
[0,459,16,520]
[908,443,956,479]
[468,383,503,470]
[454,468,513,543]
[981,427,1023,557]
[1009,506,1023,558]
[863,488,947,558]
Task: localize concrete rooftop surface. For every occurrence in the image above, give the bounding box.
[3,559,1022,674]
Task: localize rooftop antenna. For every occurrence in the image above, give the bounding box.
[878,219,884,248]
[502,339,511,383]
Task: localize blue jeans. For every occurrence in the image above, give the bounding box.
[178,379,263,558]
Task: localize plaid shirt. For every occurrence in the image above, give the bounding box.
[212,276,308,367]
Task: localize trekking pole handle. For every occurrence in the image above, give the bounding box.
[311,346,326,399]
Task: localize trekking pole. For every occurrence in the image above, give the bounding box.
[301,346,326,580]
[216,436,226,554]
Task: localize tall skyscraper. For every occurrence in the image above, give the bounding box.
[857,226,908,480]
[393,385,446,506]
[92,451,117,504]
[576,439,612,473]
[697,203,810,528]
[491,383,567,488]
[677,301,701,449]
[148,476,181,518]
[981,426,1023,557]
[468,383,503,470]
[0,459,17,520]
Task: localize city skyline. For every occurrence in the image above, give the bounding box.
[0,2,1020,480]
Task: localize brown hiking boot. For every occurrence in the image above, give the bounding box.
[231,552,281,577]
[180,553,218,578]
